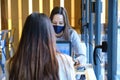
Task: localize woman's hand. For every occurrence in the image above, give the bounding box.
[74,59,80,66]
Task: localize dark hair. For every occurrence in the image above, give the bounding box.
[8,12,59,80]
[50,6,71,40]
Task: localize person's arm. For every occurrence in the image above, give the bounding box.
[63,54,76,80]
[70,29,86,65]
[56,54,76,80]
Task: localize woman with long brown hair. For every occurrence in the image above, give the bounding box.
[50,7,86,65]
[5,12,75,80]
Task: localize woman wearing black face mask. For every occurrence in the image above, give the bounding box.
[50,7,87,66]
[52,13,65,37]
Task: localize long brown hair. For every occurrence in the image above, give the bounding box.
[8,13,59,80]
[50,6,72,40]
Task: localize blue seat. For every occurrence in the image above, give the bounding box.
[0,29,15,73]
[0,31,7,73]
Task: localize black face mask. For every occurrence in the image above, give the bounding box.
[53,25,65,34]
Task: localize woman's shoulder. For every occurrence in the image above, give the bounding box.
[56,53,73,62]
[69,28,78,35]
[56,53,76,80]
[56,53,74,69]
[69,28,76,32]
[68,28,80,41]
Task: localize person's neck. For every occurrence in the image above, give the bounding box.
[56,31,63,38]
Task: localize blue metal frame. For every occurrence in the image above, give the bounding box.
[94,0,102,80]
[107,0,118,80]
[85,0,89,63]
[81,0,85,41]
[81,0,89,63]
[88,0,94,64]
[0,32,7,73]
